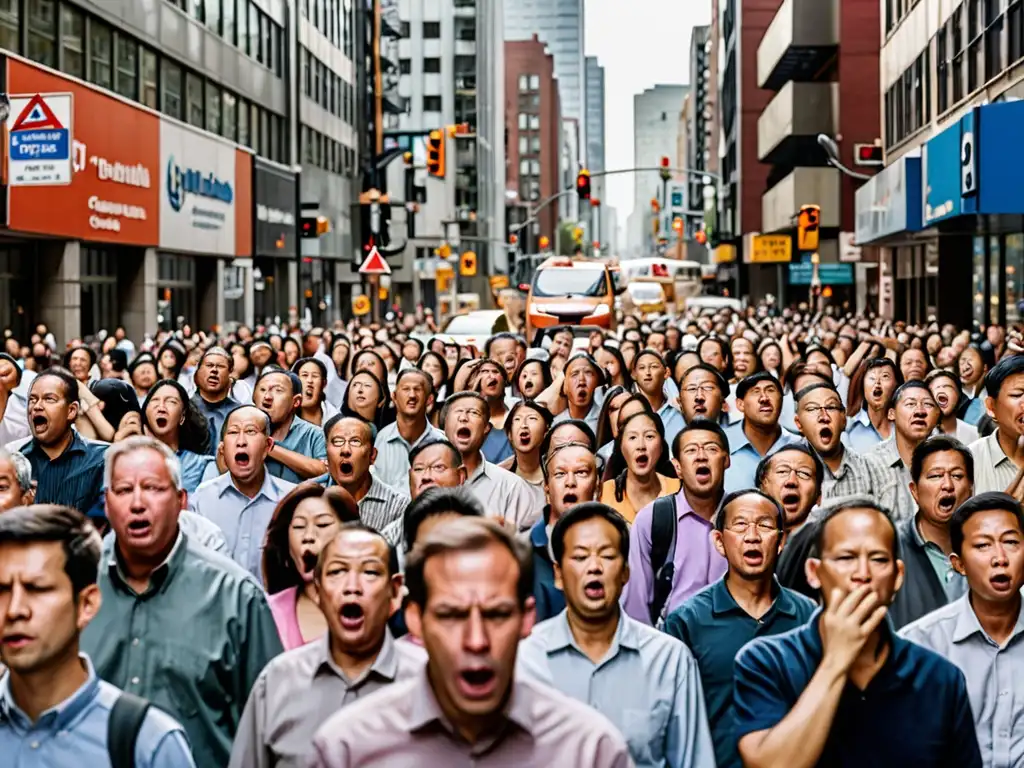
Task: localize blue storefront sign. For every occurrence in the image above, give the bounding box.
[921,100,1024,226]
[854,154,922,244]
[788,261,854,286]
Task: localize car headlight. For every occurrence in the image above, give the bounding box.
[587,304,610,318]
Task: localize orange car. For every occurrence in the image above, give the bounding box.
[525,257,617,342]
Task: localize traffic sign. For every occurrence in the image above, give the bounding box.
[749,234,793,263]
[352,294,371,315]
[358,246,391,275]
[7,92,73,186]
[460,251,477,276]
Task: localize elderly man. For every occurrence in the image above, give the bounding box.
[81,436,283,768]
[373,369,444,496]
[192,347,242,453]
[0,448,32,510]
[230,524,422,768]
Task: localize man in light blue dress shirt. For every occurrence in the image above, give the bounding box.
[373,369,444,496]
[254,369,328,483]
[723,372,801,493]
[518,502,716,768]
[0,504,195,767]
[190,405,295,581]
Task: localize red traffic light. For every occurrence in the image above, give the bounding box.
[576,170,591,200]
[854,143,884,167]
[660,156,670,168]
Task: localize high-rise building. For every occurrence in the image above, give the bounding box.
[585,56,606,201]
[627,85,688,255]
[392,0,506,307]
[687,26,713,235]
[504,0,585,162]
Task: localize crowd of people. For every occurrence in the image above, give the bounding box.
[0,302,1021,767]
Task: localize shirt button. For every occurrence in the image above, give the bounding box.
[131,638,140,647]
[131,676,140,686]
[30,741,39,749]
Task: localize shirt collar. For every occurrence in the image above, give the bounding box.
[313,628,400,685]
[408,665,535,738]
[383,420,434,448]
[468,455,489,483]
[0,653,100,731]
[108,530,186,595]
[987,430,1014,467]
[951,593,1024,644]
[875,438,903,469]
[851,409,874,429]
[543,608,641,656]
[710,575,796,617]
[530,514,550,551]
[220,469,282,501]
[363,475,390,503]
[28,431,87,462]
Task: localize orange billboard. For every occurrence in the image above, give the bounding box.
[6,58,160,246]
[234,148,253,257]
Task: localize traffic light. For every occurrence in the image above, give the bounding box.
[797,204,821,251]
[672,216,683,236]
[854,144,884,167]
[460,251,477,276]
[576,170,591,200]
[660,156,671,181]
[427,130,446,177]
[301,216,330,238]
[695,230,708,245]
[650,198,660,214]
[539,235,551,250]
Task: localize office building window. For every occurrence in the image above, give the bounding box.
[60,5,84,79]
[189,0,203,22]
[262,13,271,68]
[399,59,411,74]
[238,97,250,147]
[984,0,1003,81]
[89,21,113,90]
[967,0,980,91]
[531,136,541,153]
[424,57,440,73]
[259,108,269,158]
[162,60,183,119]
[424,95,442,111]
[223,0,235,46]
[249,3,259,60]
[0,0,18,53]
[207,0,220,33]
[206,83,222,135]
[519,75,529,92]
[238,0,249,55]
[530,115,540,130]
[115,36,138,101]
[186,72,204,127]
[519,136,528,153]
[952,8,964,102]
[250,102,260,152]
[399,20,409,37]
[530,75,540,90]
[423,21,440,38]
[518,113,528,129]
[27,0,57,68]
[1011,0,1024,63]
[222,91,237,141]
[937,23,949,113]
[141,49,158,109]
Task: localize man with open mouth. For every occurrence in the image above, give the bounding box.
[966,354,1024,495]
[520,502,717,768]
[254,369,329,483]
[926,368,979,445]
[551,353,605,436]
[723,371,801,493]
[887,435,973,629]
[665,490,815,768]
[188,405,295,582]
[191,347,242,453]
[0,505,197,767]
[81,436,283,768]
[311,516,631,766]
[678,363,731,429]
[441,391,541,532]
[900,491,1024,768]
[232,524,421,768]
[373,368,444,498]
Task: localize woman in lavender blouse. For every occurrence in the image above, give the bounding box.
[261,482,360,649]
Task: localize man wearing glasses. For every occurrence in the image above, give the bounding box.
[665,489,815,768]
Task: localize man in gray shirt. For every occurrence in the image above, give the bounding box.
[229,524,423,768]
[310,515,631,767]
[900,491,1024,768]
[519,501,716,768]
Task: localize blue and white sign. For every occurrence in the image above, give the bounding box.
[6,93,73,186]
[854,154,922,245]
[789,261,854,286]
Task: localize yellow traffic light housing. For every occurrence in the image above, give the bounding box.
[427,130,446,178]
[460,251,478,276]
[672,216,683,235]
[797,204,821,251]
[576,170,591,200]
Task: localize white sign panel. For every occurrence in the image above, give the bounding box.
[159,120,236,255]
[7,93,73,186]
[839,232,862,262]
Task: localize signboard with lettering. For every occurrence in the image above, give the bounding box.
[254,158,297,257]
[6,60,160,245]
[749,234,793,263]
[788,262,854,285]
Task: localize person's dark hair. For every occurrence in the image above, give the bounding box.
[551,502,630,563]
[630,347,665,373]
[715,489,786,533]
[402,485,483,552]
[261,481,360,593]
[925,368,964,413]
[911,435,975,484]
[671,416,731,459]
[408,437,463,468]
[314,521,398,581]
[803,344,836,369]
[754,443,825,490]
[395,366,436,396]
[511,357,552,399]
[783,361,831,397]
[607,411,675,503]
[891,380,932,407]
[735,371,783,401]
[484,331,520,357]
[598,344,633,390]
[0,505,101,598]
[503,400,554,472]
[405,515,533,608]
[697,335,732,378]
[33,368,80,405]
[439,390,489,427]
[681,363,730,399]
[142,378,211,454]
[539,418,598,463]
[794,381,841,404]
[340,369,390,428]
[417,350,451,391]
[89,378,140,430]
[809,496,900,560]
[950,491,1024,555]
[106,348,128,373]
[847,357,904,418]
[984,354,1024,398]
[594,384,628,448]
[350,348,389,382]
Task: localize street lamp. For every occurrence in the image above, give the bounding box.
[817,134,874,181]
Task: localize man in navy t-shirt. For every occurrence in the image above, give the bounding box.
[733,496,982,768]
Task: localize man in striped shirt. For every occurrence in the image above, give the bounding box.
[322,414,408,545]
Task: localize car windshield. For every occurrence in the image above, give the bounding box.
[532,268,608,298]
[628,283,663,300]
[443,313,501,335]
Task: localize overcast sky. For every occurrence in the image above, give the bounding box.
[585,0,712,248]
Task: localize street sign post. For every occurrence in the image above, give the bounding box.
[7,92,73,186]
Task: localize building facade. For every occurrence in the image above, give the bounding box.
[585,55,605,203]
[504,0,585,163]
[755,0,881,308]
[855,0,1024,327]
[687,25,713,245]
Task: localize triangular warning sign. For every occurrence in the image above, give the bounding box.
[11,94,63,131]
[359,246,392,275]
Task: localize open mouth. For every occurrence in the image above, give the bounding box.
[562,492,579,506]
[818,427,834,443]
[583,579,605,600]
[456,426,472,441]
[937,494,957,514]
[872,387,884,399]
[990,573,1013,592]
[301,550,318,573]
[517,430,532,447]
[31,415,47,430]
[261,399,275,411]
[936,394,949,408]
[339,603,365,631]
[208,375,221,387]
[634,454,650,470]
[154,416,168,430]
[339,461,354,475]
[910,417,928,429]
[458,667,497,698]
[305,386,315,398]
[742,549,764,567]
[234,451,251,469]
[692,404,707,414]
[126,518,152,538]
[782,492,800,509]
[695,466,711,481]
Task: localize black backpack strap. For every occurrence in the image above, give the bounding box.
[648,493,679,626]
[107,691,151,768]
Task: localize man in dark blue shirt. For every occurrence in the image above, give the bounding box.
[666,488,815,768]
[733,496,982,768]
[20,369,106,519]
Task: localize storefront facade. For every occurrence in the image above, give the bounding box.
[0,53,252,343]
[253,159,298,327]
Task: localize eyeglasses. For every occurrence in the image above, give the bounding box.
[330,437,365,449]
[411,462,453,474]
[801,404,844,416]
[680,443,723,457]
[726,520,781,535]
[684,384,718,395]
[772,465,815,481]
[225,426,264,438]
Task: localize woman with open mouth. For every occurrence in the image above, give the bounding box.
[142,379,218,493]
[957,342,993,426]
[498,400,553,510]
[293,357,339,428]
[845,357,902,452]
[340,370,390,430]
[513,358,552,401]
[262,482,359,649]
[593,386,630,467]
[601,411,679,524]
